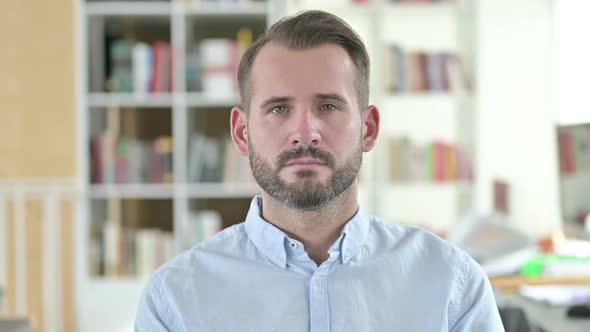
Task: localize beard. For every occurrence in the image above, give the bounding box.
[249,141,362,210]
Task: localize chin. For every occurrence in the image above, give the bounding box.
[286,172,330,184]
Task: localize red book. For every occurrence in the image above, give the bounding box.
[91,134,103,183]
[433,140,446,182]
[149,43,161,93]
[559,131,576,174]
[150,41,172,93]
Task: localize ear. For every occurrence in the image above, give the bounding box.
[361,105,380,152]
[230,106,249,156]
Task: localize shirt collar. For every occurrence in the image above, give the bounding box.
[244,196,370,268]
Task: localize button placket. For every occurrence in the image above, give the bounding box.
[314,275,322,286]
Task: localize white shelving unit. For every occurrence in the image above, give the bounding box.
[76,1,276,331]
[287,0,476,232]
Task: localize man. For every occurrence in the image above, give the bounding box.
[136,10,504,331]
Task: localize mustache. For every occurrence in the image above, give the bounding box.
[276,146,336,169]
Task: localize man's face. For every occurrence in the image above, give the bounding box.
[240,43,369,210]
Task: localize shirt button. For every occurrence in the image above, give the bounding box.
[289,241,298,249]
[314,276,322,286]
[344,254,351,261]
[277,256,284,264]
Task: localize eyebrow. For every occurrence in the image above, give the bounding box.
[258,93,349,109]
[315,93,348,105]
[259,96,292,109]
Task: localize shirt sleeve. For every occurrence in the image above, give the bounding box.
[450,254,505,332]
[135,272,178,332]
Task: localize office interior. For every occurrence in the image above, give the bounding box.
[1,0,590,331]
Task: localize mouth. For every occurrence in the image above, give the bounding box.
[285,158,327,167]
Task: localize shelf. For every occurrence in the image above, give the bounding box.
[185,182,260,199]
[184,1,267,17]
[85,1,172,16]
[88,183,261,199]
[561,170,590,180]
[87,93,174,108]
[186,92,240,108]
[296,2,377,16]
[86,93,241,108]
[90,184,175,199]
[383,92,455,100]
[383,2,457,14]
[85,1,267,18]
[385,181,472,191]
[556,114,590,127]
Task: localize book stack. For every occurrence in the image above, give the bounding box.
[91,134,174,184]
[388,136,472,183]
[108,39,172,94]
[186,27,253,96]
[91,223,175,279]
[179,210,223,250]
[558,126,590,176]
[188,133,252,183]
[383,44,468,94]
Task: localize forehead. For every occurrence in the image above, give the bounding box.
[249,43,357,106]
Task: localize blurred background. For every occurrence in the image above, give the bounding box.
[1,0,590,331]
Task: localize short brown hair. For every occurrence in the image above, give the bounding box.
[237,10,370,110]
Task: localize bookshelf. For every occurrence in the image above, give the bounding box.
[76,1,275,331]
[286,0,476,233]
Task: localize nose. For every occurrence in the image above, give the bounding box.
[289,110,321,148]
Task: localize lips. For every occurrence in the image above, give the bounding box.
[285,158,327,167]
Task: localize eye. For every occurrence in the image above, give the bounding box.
[320,104,337,111]
[270,106,288,114]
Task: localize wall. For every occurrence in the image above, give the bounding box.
[0,1,76,331]
[475,0,562,237]
[0,1,76,177]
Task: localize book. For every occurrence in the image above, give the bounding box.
[426,53,444,91]
[186,45,202,92]
[433,140,446,182]
[132,42,153,96]
[392,45,405,92]
[150,41,172,93]
[200,38,238,98]
[181,210,223,250]
[387,136,470,183]
[559,131,576,174]
[384,45,465,94]
[109,39,134,92]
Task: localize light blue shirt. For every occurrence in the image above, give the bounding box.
[136,196,504,331]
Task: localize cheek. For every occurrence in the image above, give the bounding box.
[249,129,281,158]
[325,120,362,146]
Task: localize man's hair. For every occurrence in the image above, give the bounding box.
[237,10,370,110]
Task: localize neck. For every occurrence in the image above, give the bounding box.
[260,181,359,266]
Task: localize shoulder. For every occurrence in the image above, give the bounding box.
[367,218,496,325]
[153,222,251,282]
[367,216,480,283]
[369,217,464,257]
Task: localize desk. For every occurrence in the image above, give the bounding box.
[490,276,590,331]
[501,294,590,332]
